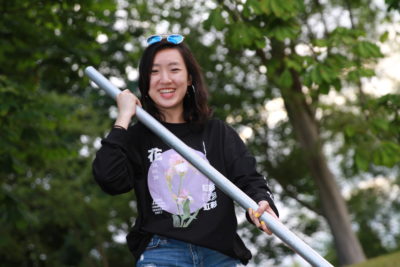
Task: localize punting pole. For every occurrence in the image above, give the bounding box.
[85,66,333,267]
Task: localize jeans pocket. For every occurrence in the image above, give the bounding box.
[146,235,167,250]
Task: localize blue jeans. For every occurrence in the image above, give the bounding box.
[136,235,241,267]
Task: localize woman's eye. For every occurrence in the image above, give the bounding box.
[151,69,158,73]
[171,68,180,72]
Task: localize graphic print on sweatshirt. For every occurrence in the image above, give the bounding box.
[147,147,217,228]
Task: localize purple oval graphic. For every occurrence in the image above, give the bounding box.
[148,149,214,216]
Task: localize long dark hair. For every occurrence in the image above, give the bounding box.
[138,39,212,124]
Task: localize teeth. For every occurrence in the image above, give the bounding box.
[160,89,175,93]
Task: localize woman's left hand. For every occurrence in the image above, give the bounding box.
[248,200,279,235]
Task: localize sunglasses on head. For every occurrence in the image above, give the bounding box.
[146,34,185,46]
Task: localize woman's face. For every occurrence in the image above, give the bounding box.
[148,48,191,121]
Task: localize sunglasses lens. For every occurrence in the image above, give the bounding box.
[146,34,184,46]
[167,34,184,44]
[147,35,162,45]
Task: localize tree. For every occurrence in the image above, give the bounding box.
[201,0,400,265]
[0,1,147,265]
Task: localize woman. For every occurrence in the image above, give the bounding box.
[93,34,279,266]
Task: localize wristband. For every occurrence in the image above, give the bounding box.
[113,125,127,130]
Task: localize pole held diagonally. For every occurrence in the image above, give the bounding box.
[85,66,333,267]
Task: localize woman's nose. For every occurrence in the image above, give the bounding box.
[159,70,172,83]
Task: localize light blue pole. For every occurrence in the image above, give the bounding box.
[85,66,333,267]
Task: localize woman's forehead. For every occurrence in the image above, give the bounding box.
[153,48,185,65]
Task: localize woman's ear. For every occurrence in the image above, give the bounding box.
[188,74,192,86]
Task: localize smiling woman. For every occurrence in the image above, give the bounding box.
[147,48,190,123]
[92,34,279,266]
[137,36,211,126]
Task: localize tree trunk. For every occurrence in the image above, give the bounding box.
[279,69,366,266]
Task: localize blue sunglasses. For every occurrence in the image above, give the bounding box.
[146,34,185,45]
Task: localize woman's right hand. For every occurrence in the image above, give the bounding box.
[114,89,142,130]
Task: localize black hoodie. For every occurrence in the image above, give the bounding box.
[92,119,278,265]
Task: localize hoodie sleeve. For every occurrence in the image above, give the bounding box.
[92,127,142,195]
[222,122,279,217]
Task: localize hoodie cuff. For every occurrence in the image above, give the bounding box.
[101,127,129,148]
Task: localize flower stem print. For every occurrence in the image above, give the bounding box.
[172,198,201,228]
[171,189,200,227]
[165,154,200,228]
[182,199,200,227]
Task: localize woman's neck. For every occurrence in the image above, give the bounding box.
[161,109,185,123]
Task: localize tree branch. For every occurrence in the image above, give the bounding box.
[344,0,368,112]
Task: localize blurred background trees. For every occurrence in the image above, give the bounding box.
[1,0,399,266]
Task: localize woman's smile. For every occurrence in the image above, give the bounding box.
[159,88,176,99]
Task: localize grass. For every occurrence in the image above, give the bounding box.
[349,251,400,267]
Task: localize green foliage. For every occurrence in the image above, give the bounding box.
[204,7,227,31]
[268,19,301,41]
[348,187,392,257]
[385,0,400,11]
[0,0,145,265]
[204,0,400,264]
[228,23,266,49]
[324,93,400,174]
[258,0,303,19]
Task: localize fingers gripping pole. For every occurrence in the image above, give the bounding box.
[85,66,333,267]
